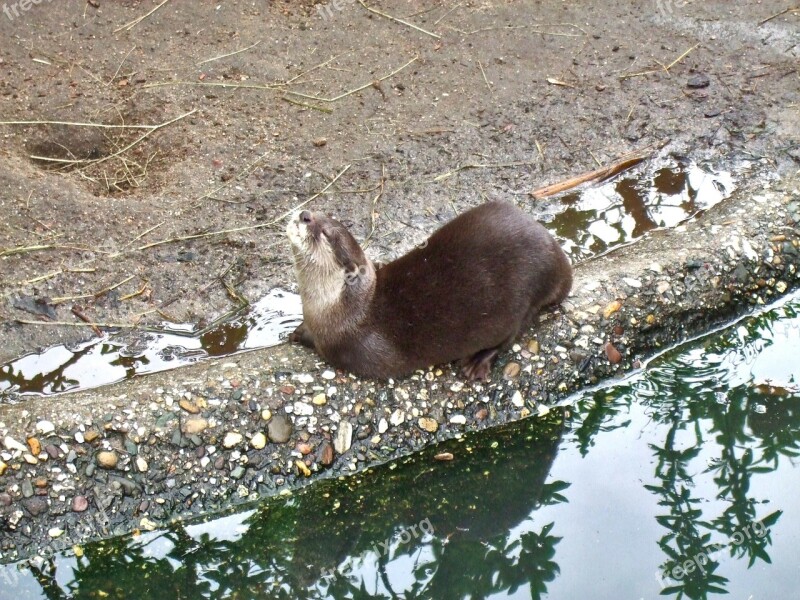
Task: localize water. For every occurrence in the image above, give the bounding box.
[0,289,302,400]
[2,293,797,600]
[0,161,736,400]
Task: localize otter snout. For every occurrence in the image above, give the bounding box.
[286,210,315,250]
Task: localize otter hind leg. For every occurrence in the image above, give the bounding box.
[461,347,501,381]
[288,322,315,349]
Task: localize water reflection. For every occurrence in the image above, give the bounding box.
[3,294,798,599]
[0,290,302,400]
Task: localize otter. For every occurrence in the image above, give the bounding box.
[286,201,572,380]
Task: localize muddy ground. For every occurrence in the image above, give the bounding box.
[1,0,798,364]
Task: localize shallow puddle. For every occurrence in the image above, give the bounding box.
[2,293,797,599]
[0,161,737,399]
[0,290,301,400]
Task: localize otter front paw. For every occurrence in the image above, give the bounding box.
[288,322,315,349]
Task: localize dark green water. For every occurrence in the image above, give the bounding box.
[2,294,798,600]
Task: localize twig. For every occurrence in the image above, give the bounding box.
[285,56,418,103]
[364,164,386,245]
[197,40,262,65]
[30,109,196,168]
[0,119,154,129]
[433,160,537,182]
[356,0,440,38]
[114,0,171,33]
[0,244,54,258]
[137,165,351,251]
[434,1,463,25]
[759,6,800,26]
[281,96,333,114]
[529,141,668,199]
[478,61,493,95]
[71,306,103,336]
[119,280,150,301]
[619,44,699,79]
[142,80,284,91]
[108,45,136,84]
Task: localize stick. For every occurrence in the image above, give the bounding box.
[0,119,154,129]
[30,109,196,168]
[529,142,667,199]
[0,244,54,258]
[137,165,351,251]
[433,160,537,182]
[619,44,699,79]
[109,45,136,84]
[114,0,171,33]
[197,40,262,65]
[285,56,418,103]
[356,0,440,39]
[281,96,333,114]
[478,61,493,95]
[759,6,800,26]
[71,306,103,336]
[142,80,284,91]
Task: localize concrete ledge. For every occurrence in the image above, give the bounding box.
[0,172,798,562]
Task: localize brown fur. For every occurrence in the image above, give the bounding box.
[287,201,572,380]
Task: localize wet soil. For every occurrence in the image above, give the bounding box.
[1,0,798,365]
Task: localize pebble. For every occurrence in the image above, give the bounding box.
[297,442,313,455]
[140,518,158,531]
[48,528,64,538]
[182,418,209,435]
[511,391,525,408]
[319,441,334,466]
[503,362,521,379]
[84,430,100,443]
[389,409,405,426]
[35,420,55,435]
[418,417,439,433]
[293,401,314,416]
[604,342,623,364]
[97,451,119,469]
[223,432,243,449]
[434,452,454,461]
[267,416,292,443]
[0,493,11,506]
[23,454,38,465]
[687,73,710,89]
[136,457,149,473]
[261,409,273,421]
[230,466,245,480]
[378,418,389,434]
[4,436,26,453]
[334,421,353,454]
[312,393,327,406]
[179,399,201,414]
[22,497,47,516]
[45,445,60,459]
[603,300,622,319]
[321,370,336,380]
[21,479,34,498]
[296,460,311,477]
[0,461,6,476]
[450,382,465,393]
[528,340,540,355]
[74,431,85,444]
[250,432,267,450]
[72,496,89,512]
[449,415,467,425]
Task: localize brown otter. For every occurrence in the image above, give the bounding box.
[286,201,572,380]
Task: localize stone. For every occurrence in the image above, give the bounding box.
[136,457,149,473]
[319,441,334,466]
[511,391,525,408]
[449,415,467,425]
[528,340,540,355]
[84,430,100,443]
[182,418,208,435]
[312,393,327,406]
[0,461,6,476]
[296,460,311,477]
[602,300,622,319]
[72,496,89,512]
[267,416,292,443]
[503,362,521,379]
[96,451,119,469]
[687,73,710,89]
[389,409,405,426]
[604,342,622,364]
[223,432,243,449]
[334,421,353,454]
[179,399,201,414]
[22,497,48,517]
[250,432,267,450]
[418,417,439,433]
[35,420,55,435]
[321,370,336,380]
[3,436,26,453]
[230,466,245,480]
[434,452,454,461]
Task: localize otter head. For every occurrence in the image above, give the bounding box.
[286,210,375,320]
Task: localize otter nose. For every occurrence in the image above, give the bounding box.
[299,210,313,224]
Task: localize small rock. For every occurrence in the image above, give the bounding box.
[0,461,6,476]
[511,391,525,408]
[230,466,245,480]
[250,432,267,450]
[268,416,292,443]
[72,496,89,512]
[312,393,327,406]
[84,430,100,443]
[321,370,336,380]
[3,436,26,453]
[604,342,622,364]
[378,418,389,434]
[44,445,60,459]
[313,137,328,147]
[687,73,710,89]
[389,409,405,426]
[182,418,208,435]
[179,399,201,414]
[23,454,38,465]
[48,528,64,538]
[475,408,489,421]
[35,420,55,435]
[528,340,540,355]
[261,409,273,421]
[223,432,243,449]
[418,417,439,433]
[96,451,119,469]
[297,442,313,455]
[296,460,311,477]
[0,493,11,506]
[136,457,149,473]
[503,362,521,379]
[319,441,334,466]
[449,415,467,425]
[657,281,671,294]
[434,452,454,461]
[140,517,158,531]
[450,382,465,393]
[334,421,353,454]
[22,497,48,516]
[602,300,622,319]
[21,479,34,498]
